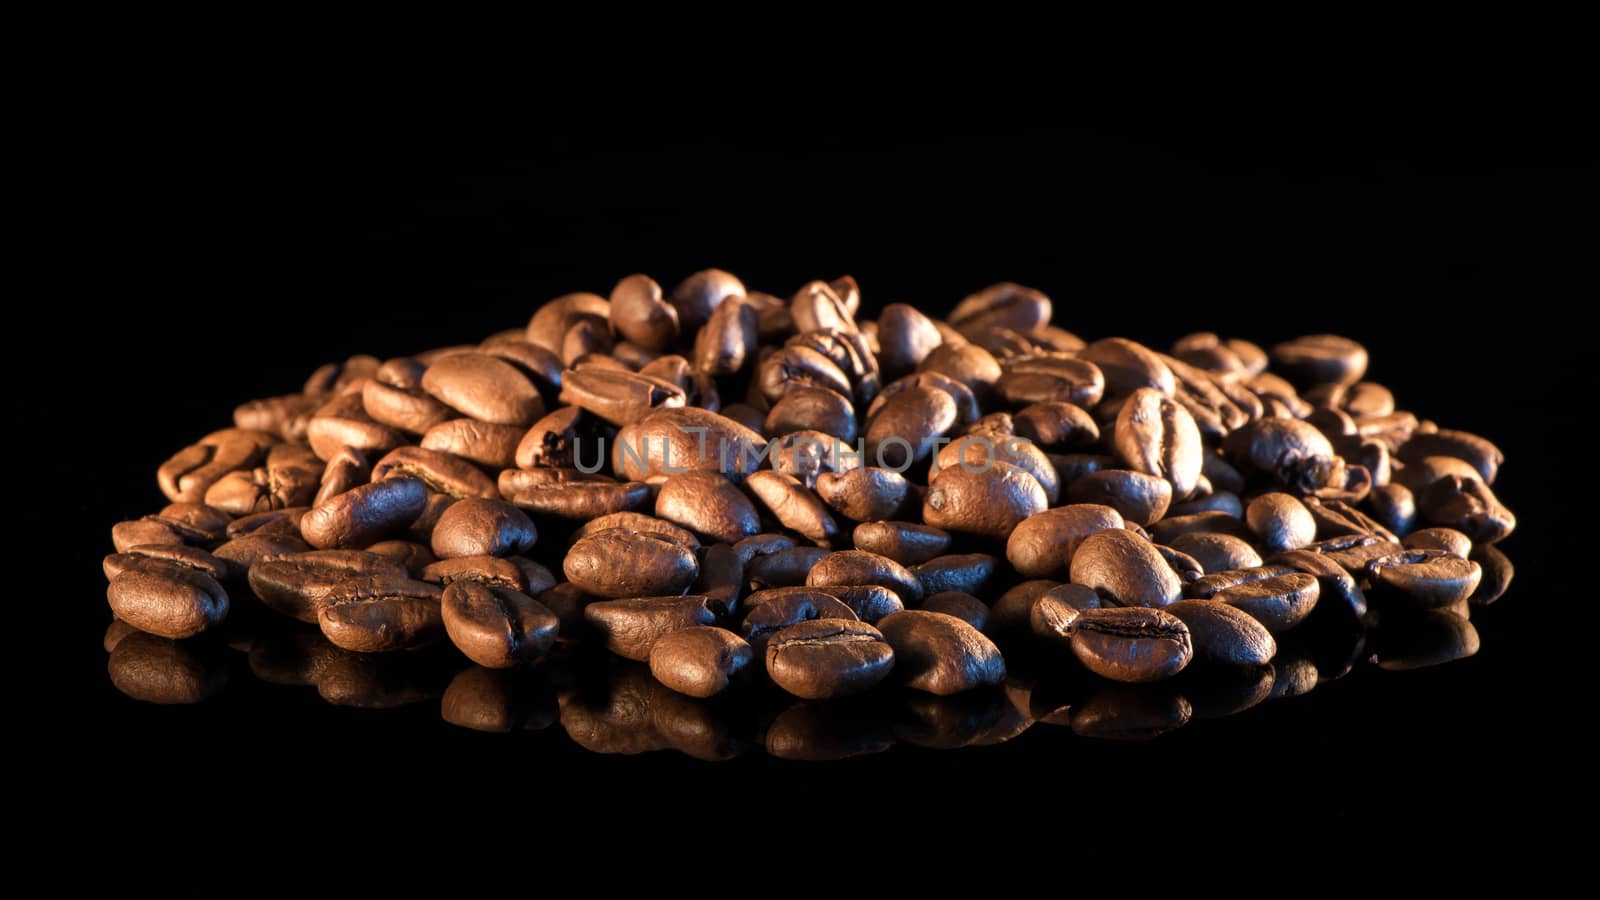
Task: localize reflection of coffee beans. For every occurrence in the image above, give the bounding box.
[101,275,1518,750]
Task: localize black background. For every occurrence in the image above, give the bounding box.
[25,122,1589,843]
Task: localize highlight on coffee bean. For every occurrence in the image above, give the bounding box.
[103,272,1515,753]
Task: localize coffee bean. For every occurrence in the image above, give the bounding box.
[315,577,444,653]
[1070,529,1183,608]
[1070,607,1193,682]
[613,407,766,481]
[213,532,310,571]
[103,544,233,582]
[371,446,499,500]
[107,562,230,639]
[1113,387,1203,499]
[747,546,830,589]
[653,471,761,544]
[1214,573,1320,633]
[876,303,944,377]
[1246,492,1316,552]
[1270,334,1368,386]
[499,471,652,519]
[1012,401,1098,450]
[949,282,1051,341]
[419,353,545,426]
[878,610,1004,695]
[421,418,524,471]
[1223,418,1337,494]
[936,431,1060,504]
[923,592,990,631]
[430,498,537,559]
[1417,475,1516,544]
[807,550,925,606]
[852,521,952,566]
[1164,600,1276,667]
[421,555,537,593]
[1066,470,1172,526]
[1368,483,1418,536]
[744,471,839,544]
[1366,550,1482,609]
[823,585,906,624]
[441,581,559,668]
[301,476,429,549]
[911,554,998,597]
[1398,429,1503,484]
[565,529,700,598]
[996,357,1105,407]
[609,273,680,352]
[1403,527,1473,558]
[865,384,957,469]
[364,539,436,577]
[740,592,858,652]
[1028,583,1102,645]
[1166,532,1263,574]
[1269,550,1370,622]
[816,467,912,522]
[765,619,896,699]
[695,295,759,376]
[583,595,718,661]
[923,462,1048,541]
[1470,544,1514,606]
[649,627,754,698]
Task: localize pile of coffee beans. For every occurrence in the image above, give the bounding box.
[103,273,1516,746]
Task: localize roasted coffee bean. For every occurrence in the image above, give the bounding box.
[988,580,1065,636]
[107,563,230,639]
[1223,418,1337,494]
[876,303,944,377]
[1028,583,1102,645]
[741,592,859,652]
[865,384,957,469]
[1366,550,1482,609]
[1070,529,1183,608]
[561,367,687,427]
[744,471,839,544]
[1012,401,1098,450]
[422,555,537,593]
[765,619,896,700]
[499,471,652,519]
[1470,544,1514,606]
[1113,387,1203,499]
[1398,429,1503,484]
[429,498,537,559]
[364,540,436,577]
[695,295,759,375]
[1078,338,1174,399]
[440,581,559,668]
[923,592,990,631]
[1310,534,1405,573]
[421,418,523,470]
[110,518,188,554]
[923,462,1048,541]
[1154,544,1206,583]
[816,467,912,522]
[1070,607,1193,682]
[936,432,1060,503]
[1403,527,1473,558]
[1368,483,1418,536]
[824,585,907,624]
[301,476,429,549]
[609,273,680,352]
[1164,600,1276,667]
[315,577,444,653]
[212,532,310,572]
[613,407,766,481]
[1166,532,1263,574]
[371,446,499,500]
[584,595,718,661]
[653,471,761,544]
[911,554,998,597]
[1246,492,1316,552]
[1066,470,1172,526]
[807,550,925,606]
[1303,497,1397,542]
[1214,573,1320,633]
[420,353,545,426]
[361,378,456,434]
[565,529,700,598]
[996,357,1105,408]
[103,544,233,582]
[1269,550,1370,622]
[852,521,952,566]
[949,282,1051,341]
[878,610,1004,695]
[770,430,863,487]
[1147,511,1254,545]
[766,386,857,443]
[668,269,744,336]
[1271,334,1368,386]
[157,430,272,504]
[248,549,409,623]
[1168,489,1244,519]
[1417,475,1516,544]
[747,546,831,589]
[649,627,754,698]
